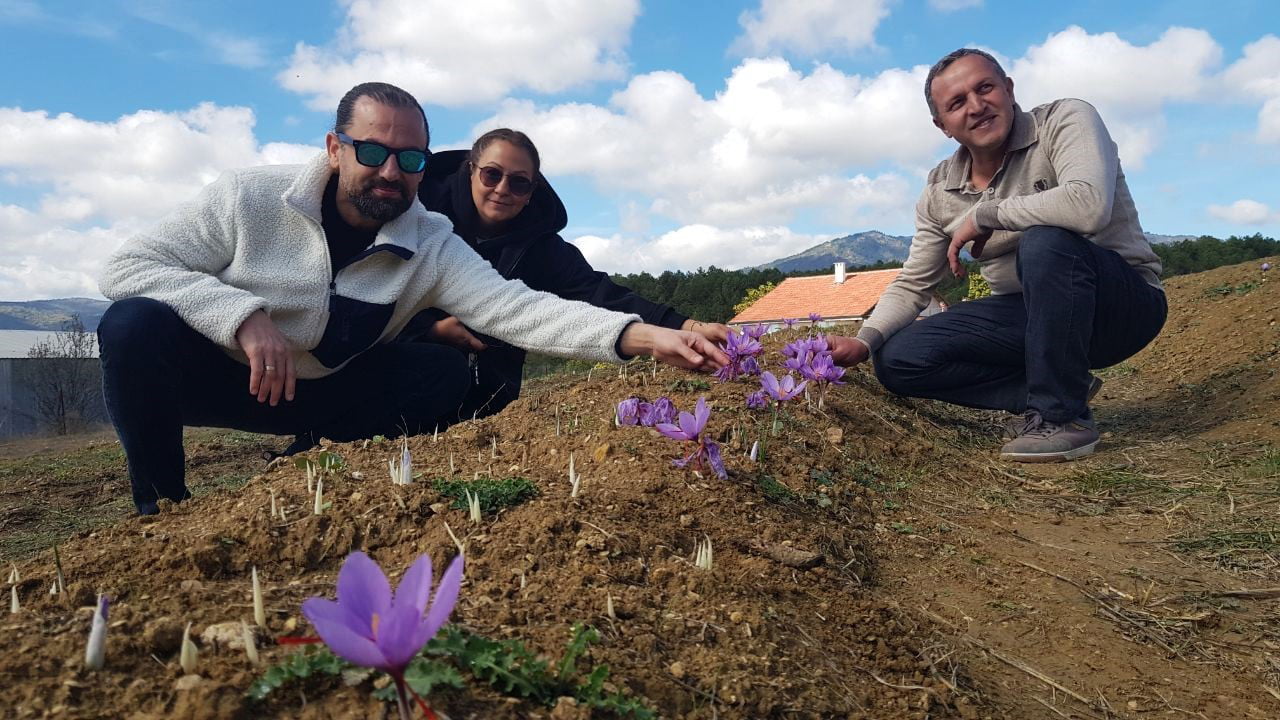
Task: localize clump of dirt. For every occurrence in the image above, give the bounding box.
[0,335,986,719]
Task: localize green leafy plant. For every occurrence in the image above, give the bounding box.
[293,450,346,474]
[247,645,347,701]
[249,625,654,718]
[666,378,711,392]
[756,474,798,504]
[369,658,466,702]
[433,476,539,514]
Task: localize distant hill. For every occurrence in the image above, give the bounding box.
[1146,233,1196,245]
[0,298,110,331]
[757,231,912,273]
[759,230,1198,273]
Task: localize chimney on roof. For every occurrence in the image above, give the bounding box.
[833,262,846,284]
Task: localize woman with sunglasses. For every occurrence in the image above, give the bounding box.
[402,128,730,420]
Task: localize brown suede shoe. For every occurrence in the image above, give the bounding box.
[1000,412,1100,462]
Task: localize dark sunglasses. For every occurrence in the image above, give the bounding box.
[336,132,429,173]
[474,165,536,196]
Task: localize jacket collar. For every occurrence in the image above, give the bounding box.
[284,151,424,256]
[942,104,1036,191]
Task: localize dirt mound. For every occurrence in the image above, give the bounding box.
[1108,255,1280,442]
[5,260,1280,719]
[0,343,989,719]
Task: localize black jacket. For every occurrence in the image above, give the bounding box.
[404,150,687,417]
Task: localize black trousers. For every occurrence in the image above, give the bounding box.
[98,297,469,513]
[873,226,1167,423]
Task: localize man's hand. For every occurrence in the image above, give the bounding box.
[829,335,871,367]
[681,318,732,345]
[427,316,487,352]
[620,323,730,372]
[235,309,295,405]
[946,213,993,277]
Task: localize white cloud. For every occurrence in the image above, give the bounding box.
[0,105,316,299]
[1222,35,1280,143]
[1207,199,1279,226]
[929,0,983,11]
[125,3,269,68]
[733,0,891,56]
[571,225,830,274]
[280,0,639,109]
[205,32,270,69]
[479,58,935,230]
[1008,26,1223,168]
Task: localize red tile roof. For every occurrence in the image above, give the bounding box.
[730,268,901,324]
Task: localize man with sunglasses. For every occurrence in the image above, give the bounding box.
[97,82,728,516]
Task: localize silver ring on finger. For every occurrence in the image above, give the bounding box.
[264,365,276,372]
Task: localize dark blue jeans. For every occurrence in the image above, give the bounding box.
[874,226,1167,423]
[98,297,470,513]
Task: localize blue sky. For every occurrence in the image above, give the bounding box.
[1,0,1278,300]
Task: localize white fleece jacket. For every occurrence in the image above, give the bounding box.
[100,153,640,379]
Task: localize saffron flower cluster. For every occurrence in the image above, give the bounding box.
[713,327,764,383]
[782,335,846,409]
[654,396,727,479]
[304,551,463,720]
[616,396,677,426]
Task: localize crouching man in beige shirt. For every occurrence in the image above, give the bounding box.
[829,48,1166,462]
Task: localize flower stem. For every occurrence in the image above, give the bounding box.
[392,675,413,720]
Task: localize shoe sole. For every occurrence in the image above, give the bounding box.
[1001,439,1099,463]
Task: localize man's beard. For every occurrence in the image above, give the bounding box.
[345,178,412,223]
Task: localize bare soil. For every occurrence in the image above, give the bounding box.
[1,257,1277,719]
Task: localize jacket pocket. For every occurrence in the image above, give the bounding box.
[311,294,395,369]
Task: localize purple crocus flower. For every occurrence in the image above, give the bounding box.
[808,312,823,324]
[781,338,808,359]
[738,356,761,376]
[652,397,677,425]
[782,317,797,329]
[1264,262,1272,272]
[713,362,739,383]
[656,396,709,442]
[636,401,657,426]
[303,551,463,675]
[746,390,767,410]
[761,371,808,403]
[616,397,641,426]
[705,441,726,479]
[809,353,846,385]
[743,323,767,340]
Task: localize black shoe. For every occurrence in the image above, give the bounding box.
[264,433,318,462]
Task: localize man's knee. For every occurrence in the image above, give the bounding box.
[98,297,181,354]
[1016,226,1089,278]
[873,333,928,396]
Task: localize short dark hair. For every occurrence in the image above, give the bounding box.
[924,48,1007,119]
[334,82,430,147]
[468,128,541,176]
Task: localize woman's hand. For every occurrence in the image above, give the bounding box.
[620,323,730,371]
[681,318,732,345]
[235,309,295,405]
